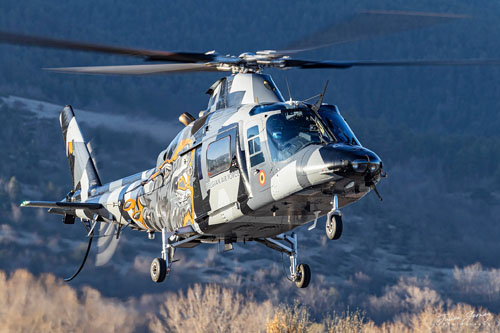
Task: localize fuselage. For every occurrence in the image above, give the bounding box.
[68,73,383,242]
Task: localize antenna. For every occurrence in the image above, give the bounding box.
[285,76,292,101]
[312,80,329,112]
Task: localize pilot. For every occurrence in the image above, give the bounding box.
[268,115,286,146]
[268,114,302,160]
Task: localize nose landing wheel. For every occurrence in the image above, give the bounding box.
[326,194,343,240]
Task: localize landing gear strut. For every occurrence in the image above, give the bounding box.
[150,228,175,283]
[326,194,343,240]
[256,232,311,288]
[149,226,201,283]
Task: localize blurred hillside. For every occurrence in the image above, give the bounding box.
[0,0,499,328]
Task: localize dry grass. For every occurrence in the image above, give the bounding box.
[325,309,366,333]
[266,304,366,333]
[1,269,499,333]
[265,301,500,333]
[364,304,500,333]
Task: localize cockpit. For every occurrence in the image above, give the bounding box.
[249,103,360,162]
[267,109,333,161]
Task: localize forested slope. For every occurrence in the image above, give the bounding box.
[0,0,499,326]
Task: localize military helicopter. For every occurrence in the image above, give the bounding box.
[3,10,499,288]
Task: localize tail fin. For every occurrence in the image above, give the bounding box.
[60,106,101,200]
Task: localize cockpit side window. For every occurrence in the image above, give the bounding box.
[247,126,264,166]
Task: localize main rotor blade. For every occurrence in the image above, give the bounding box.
[45,63,223,75]
[0,31,214,63]
[285,58,500,69]
[279,10,467,54]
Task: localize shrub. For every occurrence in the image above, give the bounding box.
[367,277,443,322]
[453,263,500,305]
[266,302,310,333]
[0,269,142,332]
[150,283,273,333]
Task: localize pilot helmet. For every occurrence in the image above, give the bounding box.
[272,131,282,140]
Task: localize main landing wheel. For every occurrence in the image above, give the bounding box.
[295,263,311,288]
[150,257,166,283]
[326,214,343,240]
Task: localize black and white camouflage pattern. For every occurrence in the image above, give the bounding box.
[56,73,382,244]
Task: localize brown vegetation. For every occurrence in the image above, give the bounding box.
[0,269,143,332]
[267,302,500,332]
[149,283,273,333]
[1,269,499,333]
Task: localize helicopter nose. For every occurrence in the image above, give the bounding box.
[318,144,382,176]
[349,152,382,175]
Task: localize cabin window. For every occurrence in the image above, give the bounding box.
[247,126,264,166]
[207,136,231,177]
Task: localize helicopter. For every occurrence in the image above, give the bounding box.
[3,10,500,288]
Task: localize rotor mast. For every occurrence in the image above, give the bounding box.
[205,72,285,114]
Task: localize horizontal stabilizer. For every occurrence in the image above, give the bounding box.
[20,200,102,210]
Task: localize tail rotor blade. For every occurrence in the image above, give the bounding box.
[95,223,120,266]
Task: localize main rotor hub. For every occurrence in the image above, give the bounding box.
[212,51,289,74]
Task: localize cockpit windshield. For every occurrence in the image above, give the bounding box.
[266,109,333,162]
[318,105,360,146]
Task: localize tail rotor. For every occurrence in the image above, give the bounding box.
[95,222,121,266]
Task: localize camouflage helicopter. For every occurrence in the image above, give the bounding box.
[3,10,500,288]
